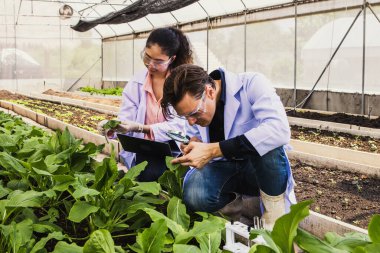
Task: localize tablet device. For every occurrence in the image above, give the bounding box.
[117,134,173,157]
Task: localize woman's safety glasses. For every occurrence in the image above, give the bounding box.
[141,51,172,69]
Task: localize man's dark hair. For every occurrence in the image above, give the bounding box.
[146,27,193,69]
[161,64,215,119]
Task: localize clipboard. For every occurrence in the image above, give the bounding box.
[117,134,173,157]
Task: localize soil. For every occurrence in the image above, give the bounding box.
[292,159,380,229]
[287,110,380,129]
[291,125,380,153]
[0,91,114,132]
[43,89,122,107]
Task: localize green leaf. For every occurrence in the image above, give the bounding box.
[93,156,118,192]
[0,219,34,252]
[324,232,370,251]
[0,183,10,198]
[248,244,272,253]
[158,171,182,198]
[103,120,121,130]
[52,241,83,253]
[196,231,222,253]
[124,161,148,181]
[7,190,45,207]
[132,182,161,195]
[136,219,168,253]
[173,244,202,253]
[7,178,29,191]
[249,229,282,253]
[32,166,52,176]
[68,201,100,223]
[0,134,16,148]
[271,200,313,253]
[0,152,27,174]
[144,208,185,236]
[53,175,76,191]
[175,216,225,244]
[167,197,190,231]
[295,229,347,253]
[369,214,380,243]
[30,231,65,253]
[72,185,100,199]
[359,243,380,253]
[83,229,115,253]
[33,221,62,233]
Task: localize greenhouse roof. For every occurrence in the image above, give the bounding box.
[1,0,299,38]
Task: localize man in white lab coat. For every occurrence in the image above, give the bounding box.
[161,64,296,229]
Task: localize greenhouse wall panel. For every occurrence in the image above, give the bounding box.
[246,18,295,89]
[209,25,245,73]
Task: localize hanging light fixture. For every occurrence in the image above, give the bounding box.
[59,4,73,20]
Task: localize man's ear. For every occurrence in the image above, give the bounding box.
[206,85,216,100]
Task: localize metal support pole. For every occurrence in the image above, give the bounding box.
[298,8,363,109]
[368,3,380,23]
[206,17,209,71]
[198,2,210,71]
[240,0,247,72]
[361,0,367,115]
[293,0,298,110]
[132,33,135,75]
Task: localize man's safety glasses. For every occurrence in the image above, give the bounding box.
[172,91,207,120]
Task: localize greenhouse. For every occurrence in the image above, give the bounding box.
[0,0,380,252]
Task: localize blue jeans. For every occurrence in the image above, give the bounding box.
[183,146,289,213]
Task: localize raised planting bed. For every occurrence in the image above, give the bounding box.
[287,109,380,129]
[2,97,114,133]
[292,159,380,229]
[0,111,378,253]
[43,89,122,106]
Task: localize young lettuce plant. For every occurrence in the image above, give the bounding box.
[249,200,312,253]
[295,214,380,253]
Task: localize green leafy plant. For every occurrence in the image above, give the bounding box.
[248,200,380,253]
[79,86,123,96]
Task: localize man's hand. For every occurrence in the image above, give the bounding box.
[180,136,202,153]
[172,142,223,169]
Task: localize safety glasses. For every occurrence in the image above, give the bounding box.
[141,51,172,68]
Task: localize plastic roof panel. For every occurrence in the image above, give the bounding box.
[242,0,291,9]
[1,0,309,38]
[199,0,246,17]
[171,3,207,23]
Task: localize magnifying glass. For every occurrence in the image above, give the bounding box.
[166,130,190,144]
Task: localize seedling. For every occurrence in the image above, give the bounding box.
[103,119,121,143]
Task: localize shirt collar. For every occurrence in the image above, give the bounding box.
[209,68,226,105]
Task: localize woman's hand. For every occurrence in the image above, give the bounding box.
[117,120,143,133]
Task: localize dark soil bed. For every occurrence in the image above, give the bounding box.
[292,159,380,229]
[287,110,380,129]
[291,125,380,153]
